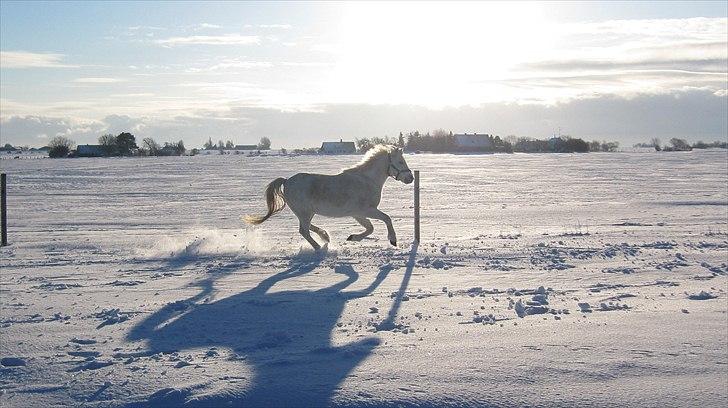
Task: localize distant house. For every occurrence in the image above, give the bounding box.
[234,145,258,150]
[76,144,105,157]
[453,133,493,150]
[320,140,356,154]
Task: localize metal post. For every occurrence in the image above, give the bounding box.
[414,170,420,243]
[1,173,7,246]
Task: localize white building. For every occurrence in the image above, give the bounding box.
[453,133,493,150]
[76,144,105,157]
[320,140,356,154]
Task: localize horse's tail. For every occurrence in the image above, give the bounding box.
[244,177,287,225]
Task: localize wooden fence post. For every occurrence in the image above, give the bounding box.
[414,170,420,243]
[1,173,7,246]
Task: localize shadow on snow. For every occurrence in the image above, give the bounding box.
[125,244,419,407]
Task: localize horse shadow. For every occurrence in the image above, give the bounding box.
[125,248,415,407]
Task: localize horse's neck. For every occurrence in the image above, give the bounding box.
[353,154,389,187]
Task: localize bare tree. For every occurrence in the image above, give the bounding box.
[203,137,214,150]
[258,137,271,150]
[355,138,374,153]
[142,137,160,156]
[650,137,661,151]
[48,136,75,158]
[98,134,117,156]
[669,138,692,151]
[431,129,450,138]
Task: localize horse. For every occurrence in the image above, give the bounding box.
[245,144,414,250]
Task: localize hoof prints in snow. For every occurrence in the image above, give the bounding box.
[106,280,145,286]
[31,282,83,291]
[603,267,635,274]
[687,291,718,300]
[1,357,27,367]
[68,360,114,372]
[511,286,570,318]
[700,262,728,275]
[92,308,137,329]
[69,338,97,345]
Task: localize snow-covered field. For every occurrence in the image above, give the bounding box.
[1,151,726,407]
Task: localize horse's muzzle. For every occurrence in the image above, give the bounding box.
[402,172,414,184]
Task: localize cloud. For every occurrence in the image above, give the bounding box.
[127,25,165,31]
[208,89,726,147]
[73,77,126,83]
[3,89,724,148]
[197,23,222,29]
[186,59,272,72]
[109,93,156,98]
[522,57,727,74]
[101,114,147,135]
[258,24,292,29]
[155,34,260,46]
[0,51,77,68]
[281,61,334,68]
[490,70,726,95]
[0,115,104,144]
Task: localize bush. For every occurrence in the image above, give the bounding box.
[116,132,137,156]
[257,137,271,150]
[663,138,692,152]
[48,136,75,158]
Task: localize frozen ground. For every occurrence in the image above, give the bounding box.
[1,151,727,407]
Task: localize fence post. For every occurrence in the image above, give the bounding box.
[1,173,7,246]
[414,170,420,243]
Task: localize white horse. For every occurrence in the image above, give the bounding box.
[245,145,414,250]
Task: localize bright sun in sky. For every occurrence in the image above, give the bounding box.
[329,2,553,106]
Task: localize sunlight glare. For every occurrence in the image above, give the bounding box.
[327,1,553,107]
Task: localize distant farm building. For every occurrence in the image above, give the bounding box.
[234,145,258,150]
[76,144,105,157]
[453,133,493,150]
[320,140,356,154]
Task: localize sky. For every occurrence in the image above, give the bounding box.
[0,1,726,148]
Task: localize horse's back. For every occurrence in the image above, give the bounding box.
[284,172,380,217]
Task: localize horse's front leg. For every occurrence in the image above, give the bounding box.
[365,209,397,247]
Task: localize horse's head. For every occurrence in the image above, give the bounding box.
[388,147,414,184]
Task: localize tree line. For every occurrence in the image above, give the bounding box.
[42,134,274,158]
[355,130,620,154]
[29,132,728,159]
[202,136,271,151]
[634,138,727,152]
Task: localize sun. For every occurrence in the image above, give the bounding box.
[324,1,554,107]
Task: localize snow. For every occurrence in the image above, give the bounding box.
[1,151,727,407]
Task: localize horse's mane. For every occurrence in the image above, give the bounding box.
[343,144,396,172]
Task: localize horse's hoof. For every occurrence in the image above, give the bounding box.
[347,235,355,241]
[390,240,397,247]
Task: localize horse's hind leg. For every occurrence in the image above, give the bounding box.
[347,217,373,241]
[309,224,330,243]
[297,214,321,251]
